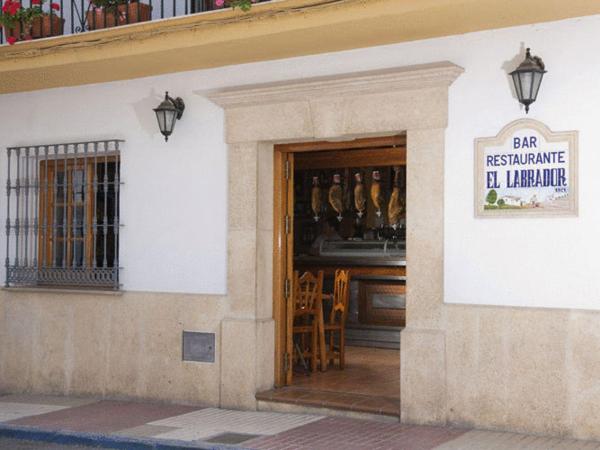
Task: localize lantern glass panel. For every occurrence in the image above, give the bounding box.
[520,71,533,101]
[166,109,178,134]
[531,71,544,101]
[512,72,523,101]
[155,108,178,137]
[155,110,167,134]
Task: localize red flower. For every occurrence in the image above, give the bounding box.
[51,2,60,10]
[31,0,41,4]
[3,0,20,16]
[7,36,17,45]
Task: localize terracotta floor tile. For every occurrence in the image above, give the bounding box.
[304,391,358,410]
[290,391,326,407]
[256,388,306,403]
[7,400,200,434]
[261,388,400,416]
[0,395,97,408]
[351,396,400,415]
[259,345,400,416]
[292,346,400,399]
[245,417,467,450]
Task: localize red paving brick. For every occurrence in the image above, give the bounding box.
[7,400,200,434]
[244,417,468,450]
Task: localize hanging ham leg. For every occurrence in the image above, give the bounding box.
[388,166,405,229]
[354,172,366,218]
[329,173,344,222]
[371,170,384,217]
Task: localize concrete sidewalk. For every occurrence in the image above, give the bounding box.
[0,394,599,450]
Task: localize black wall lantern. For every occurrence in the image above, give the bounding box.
[154,92,185,141]
[510,48,547,113]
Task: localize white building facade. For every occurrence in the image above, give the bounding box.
[2,3,600,441]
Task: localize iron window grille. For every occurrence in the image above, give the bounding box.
[4,140,122,290]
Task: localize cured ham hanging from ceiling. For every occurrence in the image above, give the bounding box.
[329,173,344,221]
[371,170,384,218]
[354,172,366,219]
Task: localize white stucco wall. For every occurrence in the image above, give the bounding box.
[0,79,229,294]
[1,14,599,305]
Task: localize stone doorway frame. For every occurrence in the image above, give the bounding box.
[207,62,463,422]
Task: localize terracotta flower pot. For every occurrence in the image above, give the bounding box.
[3,14,64,42]
[86,2,152,30]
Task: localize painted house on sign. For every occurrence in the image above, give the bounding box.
[1,0,600,444]
[501,195,523,207]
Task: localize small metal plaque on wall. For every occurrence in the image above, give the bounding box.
[182,331,215,363]
[475,119,578,218]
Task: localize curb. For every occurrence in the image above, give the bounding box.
[0,423,247,450]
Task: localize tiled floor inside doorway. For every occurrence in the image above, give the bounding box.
[257,346,400,417]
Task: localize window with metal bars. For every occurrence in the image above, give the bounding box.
[4,140,122,290]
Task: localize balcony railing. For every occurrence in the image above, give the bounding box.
[0,1,271,46]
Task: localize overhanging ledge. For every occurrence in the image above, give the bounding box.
[203,62,464,143]
[205,62,465,108]
[0,0,598,94]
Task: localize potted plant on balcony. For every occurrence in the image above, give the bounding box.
[213,0,258,11]
[86,0,152,30]
[0,0,64,45]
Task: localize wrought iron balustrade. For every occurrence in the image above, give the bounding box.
[0,1,271,45]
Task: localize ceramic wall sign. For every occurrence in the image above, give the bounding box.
[475,119,578,218]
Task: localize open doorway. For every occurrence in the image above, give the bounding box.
[262,135,406,418]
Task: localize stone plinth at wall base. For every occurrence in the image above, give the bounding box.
[400,327,447,425]
[220,318,275,410]
[0,289,224,406]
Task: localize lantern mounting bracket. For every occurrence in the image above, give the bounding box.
[170,95,185,119]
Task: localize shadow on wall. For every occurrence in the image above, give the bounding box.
[501,42,528,111]
[132,88,167,139]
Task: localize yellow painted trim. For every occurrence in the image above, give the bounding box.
[1,0,599,94]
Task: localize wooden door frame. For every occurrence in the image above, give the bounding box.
[272,134,406,387]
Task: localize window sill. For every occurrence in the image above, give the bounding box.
[2,287,123,296]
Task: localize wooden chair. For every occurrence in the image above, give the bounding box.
[290,270,325,373]
[324,269,350,369]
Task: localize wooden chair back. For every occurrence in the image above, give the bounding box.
[293,270,323,317]
[330,269,350,324]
